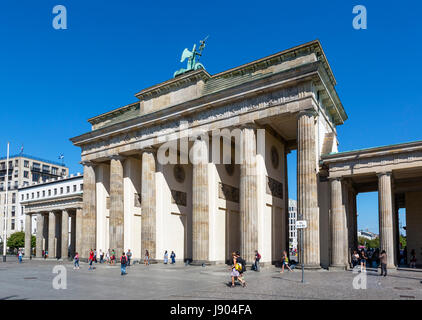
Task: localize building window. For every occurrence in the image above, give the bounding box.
[26,193,29,200]
[73,185,76,192]
[67,186,70,193]
[37,191,40,198]
[52,167,58,175]
[32,173,39,182]
[48,189,51,196]
[24,160,29,168]
[11,206,15,217]
[11,219,15,230]
[80,184,83,191]
[42,190,45,197]
[60,187,63,194]
[31,192,34,199]
[54,189,57,195]
[23,171,29,178]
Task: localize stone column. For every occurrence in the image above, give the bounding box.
[141,149,156,260]
[75,208,83,257]
[78,161,96,259]
[191,137,210,264]
[378,172,395,268]
[330,178,348,269]
[24,213,32,258]
[61,210,69,260]
[48,211,56,258]
[36,213,44,258]
[239,125,258,264]
[109,155,125,256]
[352,191,358,250]
[297,109,320,268]
[70,211,77,256]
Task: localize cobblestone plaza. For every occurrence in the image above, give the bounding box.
[1,260,421,300]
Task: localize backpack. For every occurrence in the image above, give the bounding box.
[235,263,242,271]
[237,257,246,272]
[257,253,261,260]
[121,256,127,264]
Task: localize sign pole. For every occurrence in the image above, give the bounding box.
[296,212,306,284]
[2,142,10,262]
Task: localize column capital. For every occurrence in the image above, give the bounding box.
[80,160,96,167]
[376,171,392,178]
[329,176,343,182]
[109,154,126,162]
[238,122,259,130]
[141,146,158,155]
[297,108,318,119]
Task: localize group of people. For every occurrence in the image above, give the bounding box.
[351,248,388,276]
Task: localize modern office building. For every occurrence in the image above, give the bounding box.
[0,154,68,244]
[288,199,297,251]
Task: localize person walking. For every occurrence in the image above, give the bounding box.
[379,250,388,277]
[164,251,168,264]
[170,251,176,264]
[18,250,23,264]
[99,250,104,263]
[73,252,80,270]
[111,249,116,265]
[280,250,293,273]
[235,251,247,287]
[410,249,417,268]
[105,249,110,264]
[120,252,127,276]
[352,250,360,269]
[44,250,48,260]
[94,249,97,263]
[126,249,132,267]
[229,252,241,288]
[360,249,367,272]
[144,250,150,266]
[252,250,261,272]
[88,249,95,270]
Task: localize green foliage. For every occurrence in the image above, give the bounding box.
[7,231,25,249]
[6,232,35,250]
[399,234,407,248]
[358,236,379,249]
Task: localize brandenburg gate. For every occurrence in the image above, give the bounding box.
[70,39,422,269]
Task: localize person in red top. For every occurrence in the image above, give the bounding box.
[88,249,95,270]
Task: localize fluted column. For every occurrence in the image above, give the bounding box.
[24,213,32,258]
[36,213,44,258]
[109,155,125,256]
[78,161,96,259]
[192,137,210,264]
[330,178,348,269]
[48,211,56,258]
[61,210,69,260]
[297,109,320,268]
[239,125,258,264]
[141,149,156,260]
[378,172,395,268]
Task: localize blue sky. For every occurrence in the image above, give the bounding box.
[1,1,420,234]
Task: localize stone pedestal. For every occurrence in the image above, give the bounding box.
[61,210,69,260]
[141,149,156,260]
[24,214,32,258]
[330,178,347,269]
[191,138,210,264]
[239,126,258,265]
[378,172,395,268]
[79,162,96,259]
[109,156,125,256]
[36,213,44,258]
[48,211,56,258]
[297,109,320,269]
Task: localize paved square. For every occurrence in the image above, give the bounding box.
[1,260,422,300]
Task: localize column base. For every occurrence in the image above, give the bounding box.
[190,260,215,266]
[329,264,348,271]
[303,264,322,270]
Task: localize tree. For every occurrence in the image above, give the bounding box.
[6,232,35,251]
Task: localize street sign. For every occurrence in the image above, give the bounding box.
[296,220,307,229]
